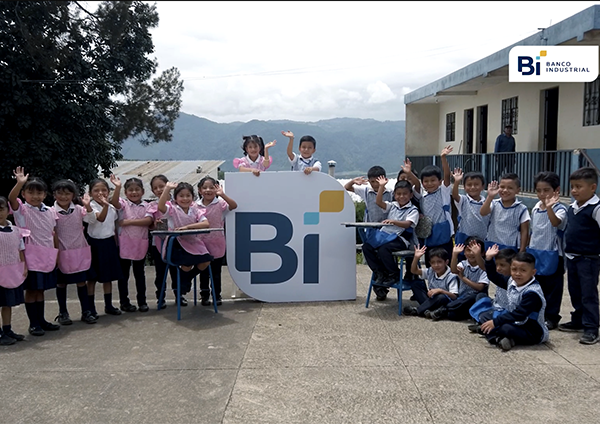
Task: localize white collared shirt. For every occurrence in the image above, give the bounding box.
[86,200,118,239]
[508,277,536,292]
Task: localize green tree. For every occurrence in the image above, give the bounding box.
[0,1,183,196]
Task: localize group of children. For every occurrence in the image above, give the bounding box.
[346,146,600,350]
[0,130,321,346]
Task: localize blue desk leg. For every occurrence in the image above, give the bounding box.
[208,265,218,313]
[176,266,181,321]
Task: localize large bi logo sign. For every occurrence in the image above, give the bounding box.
[509,45,598,82]
[225,171,356,302]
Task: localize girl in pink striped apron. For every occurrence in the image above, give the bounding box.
[157,182,212,299]
[85,177,124,319]
[8,167,60,336]
[110,175,153,313]
[233,135,276,176]
[0,196,29,345]
[196,176,238,306]
[51,179,97,325]
[148,175,178,309]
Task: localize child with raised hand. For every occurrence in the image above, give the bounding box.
[404,245,459,318]
[283,130,321,174]
[361,178,419,292]
[527,171,567,330]
[396,158,421,200]
[414,146,455,266]
[147,175,178,309]
[158,182,213,300]
[480,252,549,351]
[480,173,530,252]
[434,237,490,321]
[196,176,238,306]
[233,135,276,176]
[8,166,60,336]
[451,168,489,246]
[85,177,124,318]
[344,166,392,223]
[0,196,28,345]
[51,179,96,325]
[110,175,153,313]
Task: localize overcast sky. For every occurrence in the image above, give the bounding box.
[106,1,600,123]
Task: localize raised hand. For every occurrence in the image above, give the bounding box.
[81,193,91,207]
[109,174,121,187]
[543,192,560,208]
[485,244,499,261]
[215,183,224,197]
[281,130,294,139]
[165,181,178,191]
[352,176,368,186]
[441,146,453,157]
[13,166,28,185]
[452,167,463,184]
[414,244,427,259]
[265,140,277,150]
[487,180,500,198]
[468,239,482,257]
[401,158,412,174]
[453,243,465,254]
[376,175,388,187]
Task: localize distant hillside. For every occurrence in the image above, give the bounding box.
[120,113,406,177]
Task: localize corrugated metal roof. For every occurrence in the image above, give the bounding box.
[110,160,224,199]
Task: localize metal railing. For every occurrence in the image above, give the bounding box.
[407,149,598,197]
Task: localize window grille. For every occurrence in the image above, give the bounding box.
[501,96,518,134]
[446,112,455,142]
[583,76,599,127]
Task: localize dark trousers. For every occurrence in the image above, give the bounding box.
[363,237,408,297]
[537,257,565,326]
[118,258,146,306]
[199,256,223,300]
[447,291,478,321]
[410,279,451,315]
[566,255,600,332]
[485,319,544,346]
[424,240,454,268]
[149,245,178,299]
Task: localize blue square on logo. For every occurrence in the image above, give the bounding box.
[304,212,319,225]
[536,56,540,60]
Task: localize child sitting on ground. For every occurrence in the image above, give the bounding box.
[480,252,549,351]
[404,245,459,318]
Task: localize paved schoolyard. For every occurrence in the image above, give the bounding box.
[1,264,599,424]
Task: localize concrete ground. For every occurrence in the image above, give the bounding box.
[2,265,600,424]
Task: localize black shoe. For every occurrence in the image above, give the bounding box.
[545,320,558,331]
[403,306,418,316]
[374,271,385,284]
[138,304,149,312]
[179,296,188,307]
[157,300,167,310]
[29,326,45,336]
[105,306,122,316]
[558,321,584,333]
[90,311,99,320]
[120,303,137,312]
[499,337,516,351]
[580,332,600,345]
[200,298,211,306]
[81,311,98,324]
[375,294,387,301]
[216,298,223,306]
[0,334,16,346]
[4,330,25,341]
[468,323,481,333]
[380,272,399,287]
[55,312,73,326]
[430,307,448,321]
[40,321,60,331]
[423,310,432,319]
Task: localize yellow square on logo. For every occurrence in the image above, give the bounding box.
[540,50,547,57]
[319,190,344,213]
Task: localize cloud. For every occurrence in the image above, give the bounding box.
[366,81,397,104]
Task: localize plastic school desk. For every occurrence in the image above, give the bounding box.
[151,229,224,320]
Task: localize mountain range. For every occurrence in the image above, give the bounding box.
[120,112,406,177]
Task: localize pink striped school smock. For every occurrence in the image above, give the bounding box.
[118,198,152,261]
[162,203,209,257]
[53,202,92,274]
[0,223,29,288]
[196,197,228,259]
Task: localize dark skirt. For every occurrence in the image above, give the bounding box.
[0,284,25,307]
[24,268,58,291]
[57,269,91,285]
[168,238,213,267]
[87,236,124,283]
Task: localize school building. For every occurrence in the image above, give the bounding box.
[404,4,600,197]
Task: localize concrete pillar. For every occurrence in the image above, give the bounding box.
[328,160,337,177]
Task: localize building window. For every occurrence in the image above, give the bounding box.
[445,112,455,142]
[583,76,600,127]
[501,96,518,134]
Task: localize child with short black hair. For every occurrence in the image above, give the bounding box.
[413,146,455,266]
[344,165,393,224]
[451,168,489,246]
[361,178,419,292]
[480,172,530,252]
[559,167,600,345]
[404,245,459,317]
[480,252,549,351]
[527,171,567,330]
[283,130,321,174]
